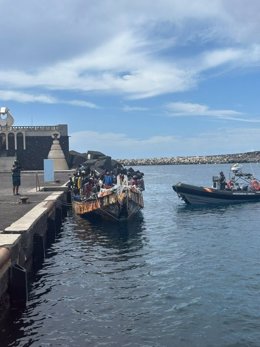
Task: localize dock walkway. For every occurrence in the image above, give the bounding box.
[0,170,73,315]
[0,171,71,231]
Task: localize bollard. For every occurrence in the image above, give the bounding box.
[19,196,29,204]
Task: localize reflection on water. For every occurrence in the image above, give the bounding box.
[74,211,146,249]
[1,211,150,347]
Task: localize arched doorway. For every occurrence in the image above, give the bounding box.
[8,132,15,155]
[0,133,6,153]
[17,132,24,150]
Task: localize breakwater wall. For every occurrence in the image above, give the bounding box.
[0,190,69,320]
[118,151,260,166]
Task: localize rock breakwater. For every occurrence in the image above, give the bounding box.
[118,151,260,166]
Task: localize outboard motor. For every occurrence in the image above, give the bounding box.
[212,176,220,189]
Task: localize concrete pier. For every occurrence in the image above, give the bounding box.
[0,171,72,319]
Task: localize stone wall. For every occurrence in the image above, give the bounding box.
[0,124,69,170]
[16,135,69,170]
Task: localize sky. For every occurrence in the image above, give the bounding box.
[1,0,260,159]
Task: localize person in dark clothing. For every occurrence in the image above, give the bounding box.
[219,171,226,190]
[11,160,21,195]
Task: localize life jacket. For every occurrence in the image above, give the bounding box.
[226,180,234,189]
[250,179,260,191]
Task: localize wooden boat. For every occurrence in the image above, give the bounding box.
[72,184,144,221]
[70,151,144,221]
[172,164,260,205]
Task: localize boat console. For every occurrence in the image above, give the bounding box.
[212,176,220,189]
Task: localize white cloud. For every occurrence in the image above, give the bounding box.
[122,105,149,112]
[0,1,259,103]
[166,101,242,116]
[196,45,260,72]
[1,1,260,160]
[64,100,99,109]
[192,127,260,155]
[0,31,197,98]
[0,90,98,108]
[200,48,243,70]
[0,38,257,103]
[69,130,179,158]
[165,102,260,122]
[69,126,260,158]
[0,90,56,104]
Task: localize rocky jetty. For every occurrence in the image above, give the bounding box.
[117,151,260,166]
[69,150,260,168]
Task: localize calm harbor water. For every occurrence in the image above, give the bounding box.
[2,163,260,347]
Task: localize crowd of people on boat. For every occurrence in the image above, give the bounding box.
[68,166,145,199]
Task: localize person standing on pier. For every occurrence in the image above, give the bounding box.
[11,160,21,195]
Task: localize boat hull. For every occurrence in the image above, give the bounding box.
[72,188,144,222]
[172,183,260,205]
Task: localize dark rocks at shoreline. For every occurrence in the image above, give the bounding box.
[68,150,89,168]
[117,151,260,166]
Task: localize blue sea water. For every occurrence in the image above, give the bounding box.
[2,163,260,347]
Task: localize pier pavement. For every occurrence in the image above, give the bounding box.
[0,171,72,231]
[0,170,73,316]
